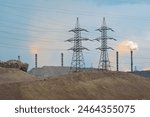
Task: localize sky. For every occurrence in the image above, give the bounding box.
[0,0,150,71]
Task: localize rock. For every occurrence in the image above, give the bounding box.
[0,60,28,72]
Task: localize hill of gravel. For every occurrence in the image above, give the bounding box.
[29,66,70,77]
[0,69,150,100]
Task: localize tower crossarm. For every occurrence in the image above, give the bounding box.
[65,38,74,42]
[68,46,89,51]
[93,37,101,41]
[80,37,91,41]
[96,47,114,50]
[66,37,91,42]
[106,37,117,41]
[94,37,116,41]
[69,27,88,32]
[96,27,114,32]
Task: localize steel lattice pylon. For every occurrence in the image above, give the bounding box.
[95,17,116,71]
[66,17,90,72]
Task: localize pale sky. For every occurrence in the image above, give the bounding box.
[0,0,150,71]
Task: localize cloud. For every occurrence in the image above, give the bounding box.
[116,40,138,54]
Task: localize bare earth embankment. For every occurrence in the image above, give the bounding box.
[0,67,150,99]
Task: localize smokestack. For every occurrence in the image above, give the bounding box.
[116,51,119,71]
[61,53,63,67]
[18,56,20,61]
[131,50,133,72]
[35,54,37,68]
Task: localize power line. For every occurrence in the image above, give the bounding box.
[0,2,95,17]
[0,19,65,32]
[0,17,68,31]
[0,24,66,34]
[2,1,150,21]
[0,31,67,42]
[0,35,65,45]
[2,0,95,14]
[0,43,67,51]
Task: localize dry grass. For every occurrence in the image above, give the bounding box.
[0,68,150,100]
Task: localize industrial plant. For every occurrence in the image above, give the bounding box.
[29,17,137,74]
[0,16,150,100]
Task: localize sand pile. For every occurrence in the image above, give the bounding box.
[0,70,150,99]
[0,67,36,84]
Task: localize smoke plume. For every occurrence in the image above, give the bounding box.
[116,40,138,54]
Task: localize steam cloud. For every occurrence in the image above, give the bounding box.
[117,40,138,54]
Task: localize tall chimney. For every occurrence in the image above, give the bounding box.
[18,56,20,61]
[61,53,63,67]
[131,50,133,72]
[35,54,37,68]
[116,51,119,71]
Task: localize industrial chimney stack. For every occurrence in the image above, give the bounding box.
[35,54,37,68]
[131,50,133,72]
[18,56,20,61]
[61,53,64,67]
[116,51,119,71]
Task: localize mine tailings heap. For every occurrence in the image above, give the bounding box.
[0,60,28,72]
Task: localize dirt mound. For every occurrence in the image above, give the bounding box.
[0,67,36,84]
[0,60,28,72]
[0,71,150,99]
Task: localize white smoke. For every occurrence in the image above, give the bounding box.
[127,41,138,50]
[117,40,138,54]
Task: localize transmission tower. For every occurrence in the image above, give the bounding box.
[66,17,90,72]
[95,17,116,71]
